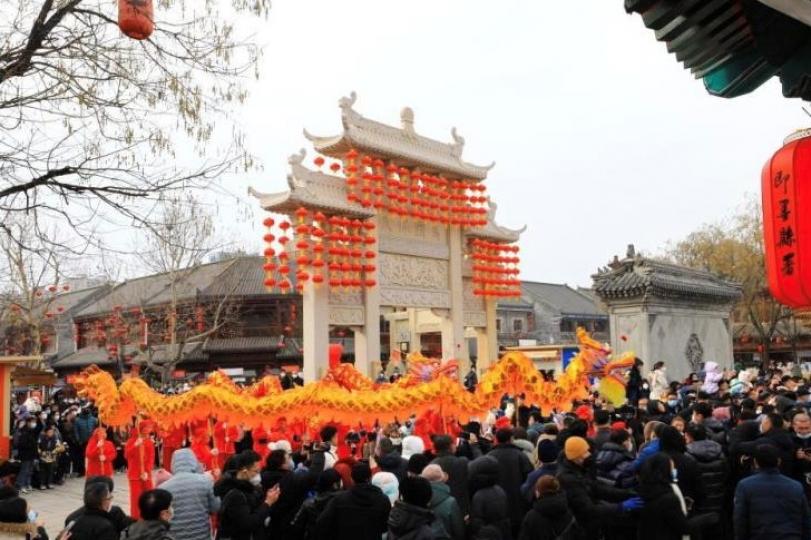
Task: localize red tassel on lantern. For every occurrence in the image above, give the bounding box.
[118,0,154,40]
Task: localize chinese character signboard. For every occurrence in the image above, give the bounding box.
[762,130,811,309]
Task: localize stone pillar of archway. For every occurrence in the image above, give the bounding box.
[302,280,329,382]
[476,298,498,373]
[446,228,469,364]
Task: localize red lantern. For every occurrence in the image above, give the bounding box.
[314,156,325,167]
[263,217,275,227]
[118,0,154,40]
[762,130,811,309]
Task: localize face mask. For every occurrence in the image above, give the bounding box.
[27,510,37,523]
[27,423,36,429]
[759,424,767,434]
[667,400,678,408]
[54,415,60,421]
[287,458,295,470]
[671,469,678,482]
[249,473,261,486]
[390,438,402,446]
[798,432,811,440]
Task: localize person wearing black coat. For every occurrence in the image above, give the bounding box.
[260,449,319,540]
[518,476,576,540]
[214,451,280,540]
[636,453,691,540]
[626,359,644,407]
[290,469,342,540]
[556,437,636,540]
[431,435,472,516]
[14,421,38,493]
[658,426,705,510]
[314,463,391,540]
[468,456,512,540]
[489,429,534,536]
[64,476,133,536]
[685,424,727,515]
[595,429,636,488]
[378,437,409,483]
[733,413,796,477]
[387,476,436,540]
[66,481,122,540]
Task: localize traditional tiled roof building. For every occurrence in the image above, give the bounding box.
[593,245,741,380]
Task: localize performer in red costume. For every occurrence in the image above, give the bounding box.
[85,427,116,478]
[124,421,155,519]
[212,420,238,470]
[190,425,214,472]
[160,424,186,472]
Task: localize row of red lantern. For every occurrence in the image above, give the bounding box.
[325,213,377,289]
[261,209,378,293]
[470,239,522,298]
[318,150,490,227]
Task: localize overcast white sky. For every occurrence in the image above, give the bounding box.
[218,0,807,287]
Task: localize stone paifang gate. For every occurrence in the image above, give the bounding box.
[250,94,524,381]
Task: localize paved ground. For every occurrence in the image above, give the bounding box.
[23,472,130,537]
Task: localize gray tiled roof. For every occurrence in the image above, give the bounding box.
[521,281,606,317]
[592,256,742,304]
[51,347,114,368]
[75,256,296,318]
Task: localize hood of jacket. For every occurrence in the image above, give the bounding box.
[532,491,569,519]
[468,456,500,490]
[704,362,719,373]
[170,448,202,474]
[349,482,389,506]
[387,500,434,537]
[378,452,405,473]
[513,439,534,454]
[122,519,171,540]
[428,482,452,508]
[687,439,723,462]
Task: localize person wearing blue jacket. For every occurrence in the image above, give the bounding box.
[628,421,666,474]
[734,444,811,540]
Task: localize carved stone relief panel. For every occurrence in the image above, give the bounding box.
[380,288,451,309]
[463,279,485,312]
[378,215,448,259]
[329,289,363,306]
[328,305,365,326]
[464,312,487,328]
[379,253,448,290]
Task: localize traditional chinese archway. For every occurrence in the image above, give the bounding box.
[250,94,525,380]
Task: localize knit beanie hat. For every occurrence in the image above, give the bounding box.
[564,436,589,461]
[537,439,558,464]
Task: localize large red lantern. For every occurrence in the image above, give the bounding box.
[118,0,154,40]
[762,129,811,309]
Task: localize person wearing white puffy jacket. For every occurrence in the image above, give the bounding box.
[701,361,723,395]
[648,362,670,401]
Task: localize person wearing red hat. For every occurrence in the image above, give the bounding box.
[85,427,116,478]
[212,419,239,471]
[160,424,186,473]
[124,421,156,518]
